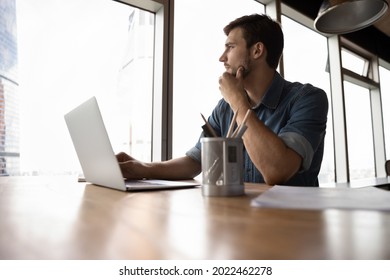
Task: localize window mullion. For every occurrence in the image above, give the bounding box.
[328,35,349,183]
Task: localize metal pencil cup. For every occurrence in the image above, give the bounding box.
[201,137,244,196]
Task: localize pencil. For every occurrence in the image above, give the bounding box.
[234,124,248,138]
[201,113,218,137]
[241,109,251,126]
[232,109,251,138]
[226,109,239,138]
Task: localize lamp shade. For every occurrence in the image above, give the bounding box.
[314,0,388,34]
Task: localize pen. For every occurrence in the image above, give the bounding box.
[201,113,218,137]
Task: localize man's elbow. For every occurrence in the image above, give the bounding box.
[263,174,285,186]
[182,157,202,179]
[262,154,302,185]
[262,169,297,186]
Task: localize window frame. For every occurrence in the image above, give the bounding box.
[280,0,387,183]
[379,58,390,162]
[341,38,386,179]
[340,38,380,89]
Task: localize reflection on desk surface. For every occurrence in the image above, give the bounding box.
[0,176,390,260]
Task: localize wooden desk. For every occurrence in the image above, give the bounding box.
[1,176,390,260]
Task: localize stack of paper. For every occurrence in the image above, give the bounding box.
[251,185,390,211]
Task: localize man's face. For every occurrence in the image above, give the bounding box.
[219,28,251,77]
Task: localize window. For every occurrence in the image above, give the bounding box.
[344,81,375,180]
[0,0,19,175]
[17,0,155,175]
[172,0,265,158]
[13,0,390,183]
[281,15,334,184]
[340,42,383,181]
[341,47,370,77]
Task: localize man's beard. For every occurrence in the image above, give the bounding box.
[232,55,251,77]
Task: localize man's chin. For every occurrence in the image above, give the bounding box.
[225,68,243,77]
[228,69,236,76]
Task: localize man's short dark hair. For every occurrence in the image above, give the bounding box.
[223,14,284,69]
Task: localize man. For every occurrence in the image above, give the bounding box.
[117,14,328,186]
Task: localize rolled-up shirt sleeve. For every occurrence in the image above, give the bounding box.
[280,132,314,171]
[186,145,201,163]
[278,84,328,172]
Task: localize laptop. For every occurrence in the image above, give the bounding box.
[64,96,199,191]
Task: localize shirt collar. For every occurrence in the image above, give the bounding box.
[252,72,284,110]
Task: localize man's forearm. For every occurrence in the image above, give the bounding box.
[241,110,302,185]
[148,156,201,180]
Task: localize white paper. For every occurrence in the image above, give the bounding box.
[251,185,390,211]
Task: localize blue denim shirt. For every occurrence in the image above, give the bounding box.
[186,72,328,186]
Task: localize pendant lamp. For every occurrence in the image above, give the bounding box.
[314,0,388,34]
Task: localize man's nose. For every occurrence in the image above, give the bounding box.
[219,53,226,62]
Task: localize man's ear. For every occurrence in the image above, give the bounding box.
[252,42,265,59]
